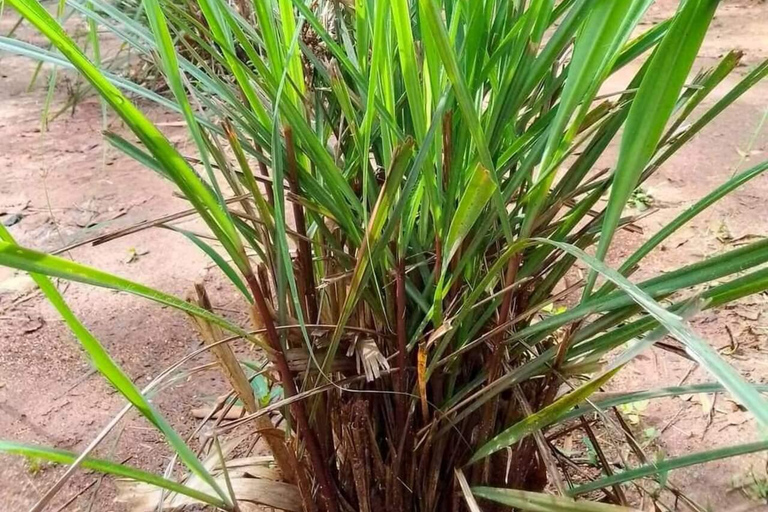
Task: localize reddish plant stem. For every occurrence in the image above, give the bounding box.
[254,144,275,208]
[244,273,337,512]
[473,253,522,483]
[284,126,318,322]
[395,254,408,428]
[392,406,414,512]
[496,254,522,330]
[442,111,462,304]
[257,263,272,301]
[479,255,522,416]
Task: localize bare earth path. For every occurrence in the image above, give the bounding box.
[1,1,767,510]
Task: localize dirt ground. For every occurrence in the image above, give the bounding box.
[0,12,243,511]
[1,1,767,511]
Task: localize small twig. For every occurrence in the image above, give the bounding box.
[84,450,130,512]
[546,418,600,442]
[0,289,42,314]
[702,393,717,439]
[660,405,687,435]
[50,193,250,255]
[51,479,98,512]
[613,407,705,512]
[213,434,241,512]
[551,446,617,503]
[514,386,567,495]
[54,368,98,399]
[719,324,740,355]
[677,362,698,386]
[579,417,627,505]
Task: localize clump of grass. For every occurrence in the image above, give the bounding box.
[628,187,655,211]
[25,455,51,475]
[734,468,768,501]
[2,0,768,511]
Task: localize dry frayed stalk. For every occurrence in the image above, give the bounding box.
[350,337,390,381]
[189,283,318,511]
[191,284,260,413]
[190,286,310,489]
[244,270,338,512]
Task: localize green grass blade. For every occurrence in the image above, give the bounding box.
[277,0,305,102]
[172,227,253,303]
[473,486,637,511]
[616,159,768,278]
[540,238,768,430]
[513,239,768,346]
[470,368,620,464]
[289,0,404,144]
[565,266,768,365]
[417,0,492,171]
[391,0,426,139]
[543,0,647,168]
[0,241,257,344]
[6,0,765,507]
[523,0,650,237]
[520,0,588,93]
[443,164,497,265]
[662,50,742,143]
[0,441,227,508]
[104,132,169,179]
[558,383,768,424]
[0,226,230,504]
[0,37,205,126]
[588,0,720,296]
[324,139,415,371]
[7,0,247,272]
[650,58,768,170]
[196,0,272,127]
[141,0,230,204]
[612,18,671,72]
[570,441,768,496]
[84,0,106,128]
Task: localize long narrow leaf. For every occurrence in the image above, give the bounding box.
[473,486,638,511]
[0,241,258,345]
[0,441,227,509]
[570,440,768,496]
[470,368,620,463]
[588,0,720,294]
[541,238,768,430]
[0,226,230,504]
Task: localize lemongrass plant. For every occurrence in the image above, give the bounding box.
[2,0,768,510]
